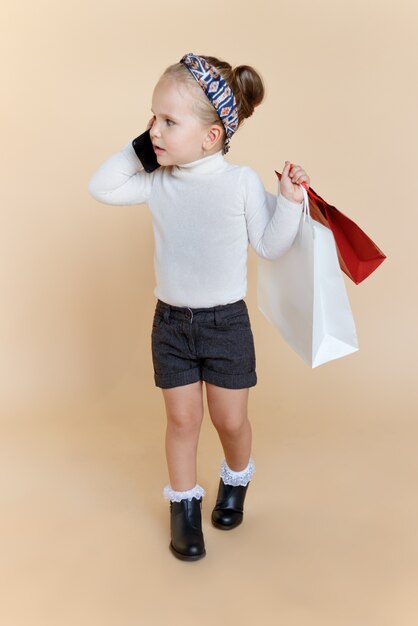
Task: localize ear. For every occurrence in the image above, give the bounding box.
[202,124,223,150]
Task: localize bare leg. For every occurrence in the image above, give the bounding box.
[205,383,252,471]
[162,381,204,491]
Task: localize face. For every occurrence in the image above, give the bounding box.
[149,76,223,165]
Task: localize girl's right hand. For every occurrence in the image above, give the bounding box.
[146,115,156,131]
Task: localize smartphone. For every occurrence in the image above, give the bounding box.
[132,128,161,173]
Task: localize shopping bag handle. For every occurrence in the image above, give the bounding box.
[300,183,310,221]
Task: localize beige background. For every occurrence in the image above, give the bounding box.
[1,0,417,624]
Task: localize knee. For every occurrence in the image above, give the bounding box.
[213,414,248,438]
[167,410,203,435]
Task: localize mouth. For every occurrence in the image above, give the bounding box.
[153,145,165,153]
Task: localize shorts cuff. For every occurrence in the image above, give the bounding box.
[154,367,201,389]
[202,369,257,389]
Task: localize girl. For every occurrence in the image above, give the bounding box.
[88,53,310,561]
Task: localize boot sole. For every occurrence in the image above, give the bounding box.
[169,542,206,561]
[211,517,243,530]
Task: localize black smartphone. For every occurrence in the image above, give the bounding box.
[132,128,161,173]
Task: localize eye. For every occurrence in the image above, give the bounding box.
[166,119,174,126]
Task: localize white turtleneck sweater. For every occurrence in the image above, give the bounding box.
[88,142,303,308]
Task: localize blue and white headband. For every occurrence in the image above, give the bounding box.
[179,52,239,154]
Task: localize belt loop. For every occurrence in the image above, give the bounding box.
[214,308,219,326]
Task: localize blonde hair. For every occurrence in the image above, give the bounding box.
[160,54,265,148]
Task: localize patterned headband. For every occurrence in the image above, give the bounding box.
[179,52,239,155]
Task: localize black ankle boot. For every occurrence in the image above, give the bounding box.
[169,497,206,561]
[211,479,249,530]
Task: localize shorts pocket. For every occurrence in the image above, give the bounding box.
[224,311,251,330]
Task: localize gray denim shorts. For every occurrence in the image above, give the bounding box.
[151,299,257,389]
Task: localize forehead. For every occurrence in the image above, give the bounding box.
[151,77,196,118]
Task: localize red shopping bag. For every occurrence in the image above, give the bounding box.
[275,171,387,284]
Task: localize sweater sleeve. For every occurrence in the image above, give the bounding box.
[243,166,303,260]
[87,141,155,205]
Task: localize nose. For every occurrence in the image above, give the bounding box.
[150,118,161,139]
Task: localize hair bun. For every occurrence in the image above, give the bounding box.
[232,65,265,120]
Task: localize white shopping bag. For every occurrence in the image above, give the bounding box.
[257,185,359,368]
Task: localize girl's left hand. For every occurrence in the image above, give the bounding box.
[280,161,310,203]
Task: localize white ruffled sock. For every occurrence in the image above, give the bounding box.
[163,483,206,502]
[220,457,255,487]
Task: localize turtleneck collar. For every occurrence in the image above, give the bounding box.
[171,149,227,177]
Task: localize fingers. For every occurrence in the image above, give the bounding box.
[288,163,310,187]
[146,115,156,130]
